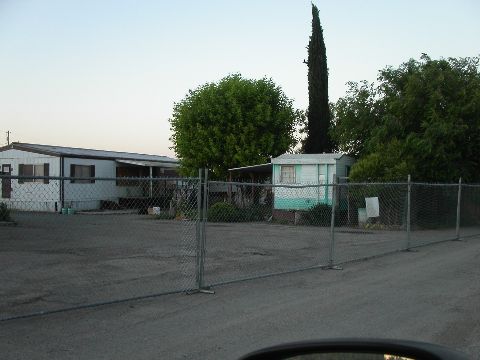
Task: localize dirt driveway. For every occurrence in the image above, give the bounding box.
[1,211,478,319]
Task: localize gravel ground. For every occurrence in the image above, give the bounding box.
[1,211,479,320]
[1,238,480,359]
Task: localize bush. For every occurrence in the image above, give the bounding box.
[303,203,347,226]
[208,202,239,222]
[0,203,11,222]
[207,202,271,222]
[177,208,198,220]
[303,203,332,226]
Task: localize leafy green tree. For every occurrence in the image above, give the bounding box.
[331,54,480,182]
[330,81,381,158]
[169,74,303,179]
[303,3,333,154]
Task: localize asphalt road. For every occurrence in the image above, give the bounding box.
[2,237,480,359]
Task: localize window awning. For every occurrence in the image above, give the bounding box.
[228,163,272,174]
[116,159,178,168]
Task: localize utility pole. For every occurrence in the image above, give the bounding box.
[6,131,10,145]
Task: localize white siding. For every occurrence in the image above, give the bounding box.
[274,164,296,201]
[301,165,317,184]
[0,149,60,211]
[274,163,333,209]
[0,151,143,212]
[64,158,142,210]
[1,149,173,212]
[328,164,335,200]
[300,164,318,201]
[272,155,356,210]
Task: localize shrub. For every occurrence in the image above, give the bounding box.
[0,203,11,222]
[207,202,271,222]
[303,203,348,226]
[207,202,239,222]
[303,203,332,226]
[178,208,198,220]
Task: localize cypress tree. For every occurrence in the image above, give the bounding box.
[303,3,332,153]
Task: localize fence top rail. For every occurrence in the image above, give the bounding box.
[339,182,409,186]
[0,175,199,182]
[208,180,413,188]
[410,182,463,187]
[208,181,329,189]
[209,180,480,187]
[2,175,479,187]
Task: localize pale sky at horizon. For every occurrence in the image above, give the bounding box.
[1,0,478,158]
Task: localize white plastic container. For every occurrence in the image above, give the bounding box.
[358,208,367,225]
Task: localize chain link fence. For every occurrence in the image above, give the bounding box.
[1,173,479,320]
[460,184,480,238]
[410,183,459,247]
[0,175,200,320]
[200,178,480,288]
[334,183,408,264]
[204,181,331,286]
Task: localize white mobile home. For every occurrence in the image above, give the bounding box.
[0,143,178,212]
[272,153,355,210]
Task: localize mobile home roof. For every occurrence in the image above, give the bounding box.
[271,153,352,165]
[0,143,178,164]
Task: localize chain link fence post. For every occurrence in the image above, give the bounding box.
[195,169,203,289]
[327,176,341,269]
[200,169,214,293]
[455,177,462,241]
[200,168,208,288]
[406,174,411,250]
[192,168,214,294]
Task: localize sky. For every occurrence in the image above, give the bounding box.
[0,0,478,157]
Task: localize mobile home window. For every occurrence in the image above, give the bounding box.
[18,164,49,184]
[71,165,95,183]
[280,165,295,183]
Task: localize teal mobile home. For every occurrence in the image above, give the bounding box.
[271,153,355,210]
